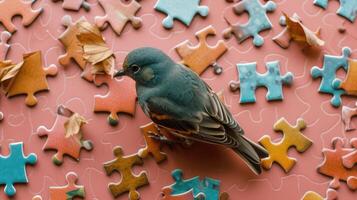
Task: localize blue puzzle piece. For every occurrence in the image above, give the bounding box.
[0,142,37,196]
[314,0,357,22]
[229,61,294,103]
[154,0,209,29]
[310,47,351,107]
[223,0,276,47]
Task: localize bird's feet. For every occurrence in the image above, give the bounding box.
[148,131,176,149]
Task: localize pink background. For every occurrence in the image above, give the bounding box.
[0,0,356,199]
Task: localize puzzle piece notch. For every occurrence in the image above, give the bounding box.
[0,0,43,33]
[154,0,209,29]
[229,61,294,103]
[175,25,227,75]
[313,0,357,22]
[222,0,276,47]
[311,47,351,107]
[95,0,142,35]
[333,59,357,97]
[0,142,37,196]
[52,0,90,11]
[301,189,338,200]
[0,31,11,60]
[103,146,149,199]
[342,138,357,169]
[259,118,313,173]
[341,102,357,131]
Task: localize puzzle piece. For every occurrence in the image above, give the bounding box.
[32,172,85,200]
[37,105,93,165]
[0,142,37,196]
[341,102,357,131]
[222,0,276,47]
[229,61,294,103]
[103,146,149,199]
[154,0,209,29]
[95,0,142,35]
[0,31,11,60]
[301,189,337,200]
[333,59,357,97]
[175,25,227,75]
[94,75,136,126]
[161,188,195,200]
[311,47,351,107]
[314,0,357,22]
[6,51,58,107]
[259,118,313,173]
[317,137,357,190]
[0,0,43,33]
[342,138,357,169]
[52,0,90,11]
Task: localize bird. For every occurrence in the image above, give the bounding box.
[115,47,269,174]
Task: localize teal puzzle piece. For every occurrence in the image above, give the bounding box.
[0,142,37,196]
[314,0,357,22]
[230,61,294,103]
[154,0,209,29]
[311,47,351,107]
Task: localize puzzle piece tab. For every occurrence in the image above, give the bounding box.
[175,25,227,75]
[311,47,351,107]
[103,146,149,199]
[341,102,357,131]
[52,0,90,11]
[154,0,209,29]
[342,138,357,169]
[230,61,294,103]
[301,189,337,200]
[223,0,276,47]
[95,0,142,35]
[0,142,37,196]
[0,31,11,60]
[333,59,357,97]
[314,0,357,22]
[259,118,312,173]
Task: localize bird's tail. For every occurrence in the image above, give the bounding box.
[233,135,269,175]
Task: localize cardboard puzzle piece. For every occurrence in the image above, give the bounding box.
[94,75,137,126]
[0,31,11,60]
[222,0,276,47]
[314,0,357,22]
[103,146,149,199]
[6,51,58,107]
[333,59,357,97]
[52,0,90,11]
[95,0,142,35]
[301,189,337,200]
[341,102,357,131]
[0,142,37,197]
[37,105,93,165]
[259,118,313,173]
[154,0,209,29]
[229,61,294,103]
[0,0,43,33]
[175,25,227,75]
[32,172,85,200]
[311,47,351,107]
[317,137,357,190]
[342,138,357,169]
[162,187,195,200]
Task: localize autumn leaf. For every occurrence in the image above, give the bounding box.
[64,112,88,138]
[0,60,24,92]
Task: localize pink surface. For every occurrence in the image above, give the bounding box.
[0,0,356,199]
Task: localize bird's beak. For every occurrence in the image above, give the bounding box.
[114,69,126,77]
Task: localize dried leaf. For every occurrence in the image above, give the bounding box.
[64,112,88,138]
[0,60,24,92]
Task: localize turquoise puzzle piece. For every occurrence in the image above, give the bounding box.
[314,0,357,22]
[222,0,276,47]
[0,142,37,196]
[311,47,351,107]
[154,0,209,29]
[229,61,294,103]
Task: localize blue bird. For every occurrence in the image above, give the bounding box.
[115,47,269,174]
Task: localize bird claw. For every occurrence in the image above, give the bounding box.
[148,132,176,149]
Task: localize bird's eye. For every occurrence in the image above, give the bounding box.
[131,65,141,74]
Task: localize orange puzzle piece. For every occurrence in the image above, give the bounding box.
[337,59,357,96]
[175,25,227,75]
[103,146,149,200]
[341,102,357,131]
[0,0,43,33]
[342,138,357,169]
[0,31,11,60]
[95,0,142,35]
[32,172,85,200]
[161,187,195,200]
[259,118,313,173]
[94,74,136,126]
[317,137,357,190]
[301,189,337,200]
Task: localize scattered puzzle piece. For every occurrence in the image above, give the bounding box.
[37,105,93,165]
[314,0,357,22]
[154,0,209,29]
[175,25,227,75]
[229,61,294,103]
[341,102,357,131]
[161,188,195,200]
[95,0,142,35]
[342,138,357,169]
[301,189,337,200]
[317,137,357,190]
[103,146,149,199]
[52,0,90,11]
[311,47,351,107]
[333,59,357,96]
[222,0,276,47]
[0,31,11,60]
[0,142,37,197]
[94,75,136,126]
[0,0,43,33]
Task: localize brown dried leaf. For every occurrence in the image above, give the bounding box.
[64,112,88,138]
[0,60,24,92]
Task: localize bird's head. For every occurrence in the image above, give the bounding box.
[115,47,174,86]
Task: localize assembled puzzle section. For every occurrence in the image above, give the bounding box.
[52,0,90,11]
[313,0,357,22]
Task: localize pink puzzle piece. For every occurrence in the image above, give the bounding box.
[0,0,43,33]
[94,75,137,126]
[95,0,142,35]
[0,31,11,60]
[342,102,357,131]
[343,138,357,169]
[52,0,90,11]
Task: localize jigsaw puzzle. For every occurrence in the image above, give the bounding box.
[313,0,357,22]
[333,59,357,96]
[0,31,11,60]
[342,138,357,169]
[341,102,357,131]
[52,0,90,11]
[161,187,195,200]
